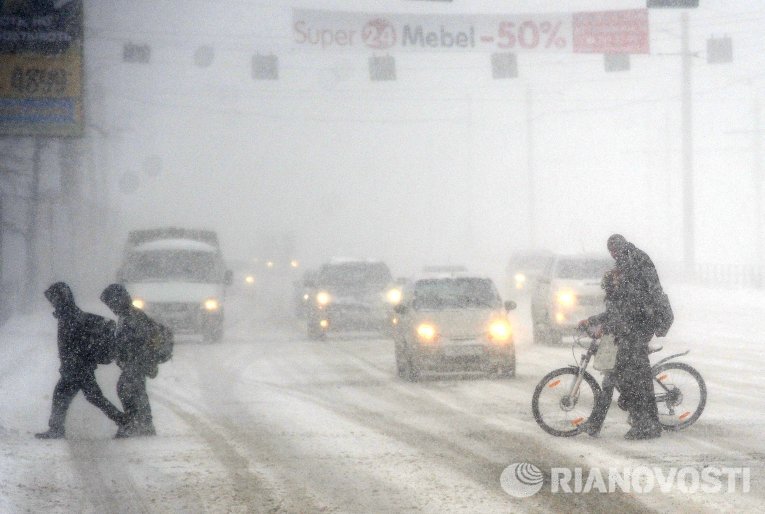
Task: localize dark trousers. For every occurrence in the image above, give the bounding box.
[614,333,660,429]
[117,366,153,430]
[589,374,616,432]
[48,369,124,431]
[589,331,660,432]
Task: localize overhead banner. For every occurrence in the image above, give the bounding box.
[293,8,649,54]
[0,0,83,137]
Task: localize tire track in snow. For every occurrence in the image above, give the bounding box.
[151,391,297,513]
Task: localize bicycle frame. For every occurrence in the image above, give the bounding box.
[652,350,690,368]
[562,337,599,403]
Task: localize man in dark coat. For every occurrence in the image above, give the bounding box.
[583,234,663,440]
[35,282,125,439]
[100,283,156,438]
[580,268,634,437]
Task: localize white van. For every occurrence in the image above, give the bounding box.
[117,228,231,342]
[530,254,613,345]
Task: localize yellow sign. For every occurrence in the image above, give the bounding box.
[0,52,81,98]
[0,0,83,137]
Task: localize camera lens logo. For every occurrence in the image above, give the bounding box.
[500,463,544,498]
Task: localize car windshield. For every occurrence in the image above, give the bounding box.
[510,255,549,271]
[318,262,392,288]
[554,258,613,280]
[122,250,220,283]
[413,278,500,309]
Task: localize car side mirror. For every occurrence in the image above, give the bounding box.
[504,300,517,312]
[224,270,233,286]
[393,304,407,315]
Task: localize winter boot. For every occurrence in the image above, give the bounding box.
[35,428,65,439]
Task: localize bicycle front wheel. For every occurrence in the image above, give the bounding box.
[532,368,600,437]
[653,362,707,431]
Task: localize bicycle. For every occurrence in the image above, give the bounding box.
[531,333,707,437]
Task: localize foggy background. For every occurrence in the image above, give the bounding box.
[2,0,763,310]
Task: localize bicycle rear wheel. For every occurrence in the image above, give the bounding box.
[532,368,600,437]
[653,362,706,431]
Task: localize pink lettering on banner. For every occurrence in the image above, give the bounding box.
[362,18,397,49]
[572,9,649,54]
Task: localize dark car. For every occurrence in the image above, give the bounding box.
[392,274,516,380]
[505,250,553,297]
[306,259,394,339]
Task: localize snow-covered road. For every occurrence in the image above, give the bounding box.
[0,284,763,513]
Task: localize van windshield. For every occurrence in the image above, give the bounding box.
[122,250,220,283]
[317,262,392,289]
[414,278,500,309]
[554,259,613,280]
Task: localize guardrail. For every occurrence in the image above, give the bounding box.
[0,281,21,325]
[661,262,764,289]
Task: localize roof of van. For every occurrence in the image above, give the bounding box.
[132,239,218,253]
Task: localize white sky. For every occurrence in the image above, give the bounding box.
[84,0,765,279]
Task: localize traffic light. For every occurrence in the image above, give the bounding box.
[194,46,214,68]
[604,53,630,72]
[123,42,150,63]
[369,55,396,81]
[707,36,732,64]
[491,53,518,79]
[252,54,279,80]
[647,0,699,7]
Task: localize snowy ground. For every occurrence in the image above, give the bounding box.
[0,283,763,513]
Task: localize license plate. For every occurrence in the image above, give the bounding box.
[444,345,482,357]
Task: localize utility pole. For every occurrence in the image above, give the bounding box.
[526,88,536,248]
[754,101,763,288]
[24,137,43,312]
[681,12,695,278]
[727,100,765,287]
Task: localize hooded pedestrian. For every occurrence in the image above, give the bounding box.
[100,283,156,437]
[589,234,663,440]
[36,282,125,439]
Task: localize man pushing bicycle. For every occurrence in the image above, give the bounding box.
[578,234,666,440]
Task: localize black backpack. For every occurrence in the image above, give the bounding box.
[147,318,174,365]
[652,291,674,337]
[81,314,116,365]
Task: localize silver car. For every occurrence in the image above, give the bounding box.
[392,275,516,380]
[530,254,613,345]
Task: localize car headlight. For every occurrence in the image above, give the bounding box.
[514,273,526,289]
[204,298,220,311]
[416,323,438,343]
[556,289,576,308]
[244,275,255,285]
[316,291,331,306]
[386,288,402,305]
[488,320,512,343]
[132,298,145,310]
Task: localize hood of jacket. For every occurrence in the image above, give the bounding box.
[44,282,78,318]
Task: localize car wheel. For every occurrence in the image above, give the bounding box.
[203,325,223,343]
[394,342,406,378]
[307,321,326,340]
[533,322,549,345]
[402,347,421,382]
[490,355,515,378]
